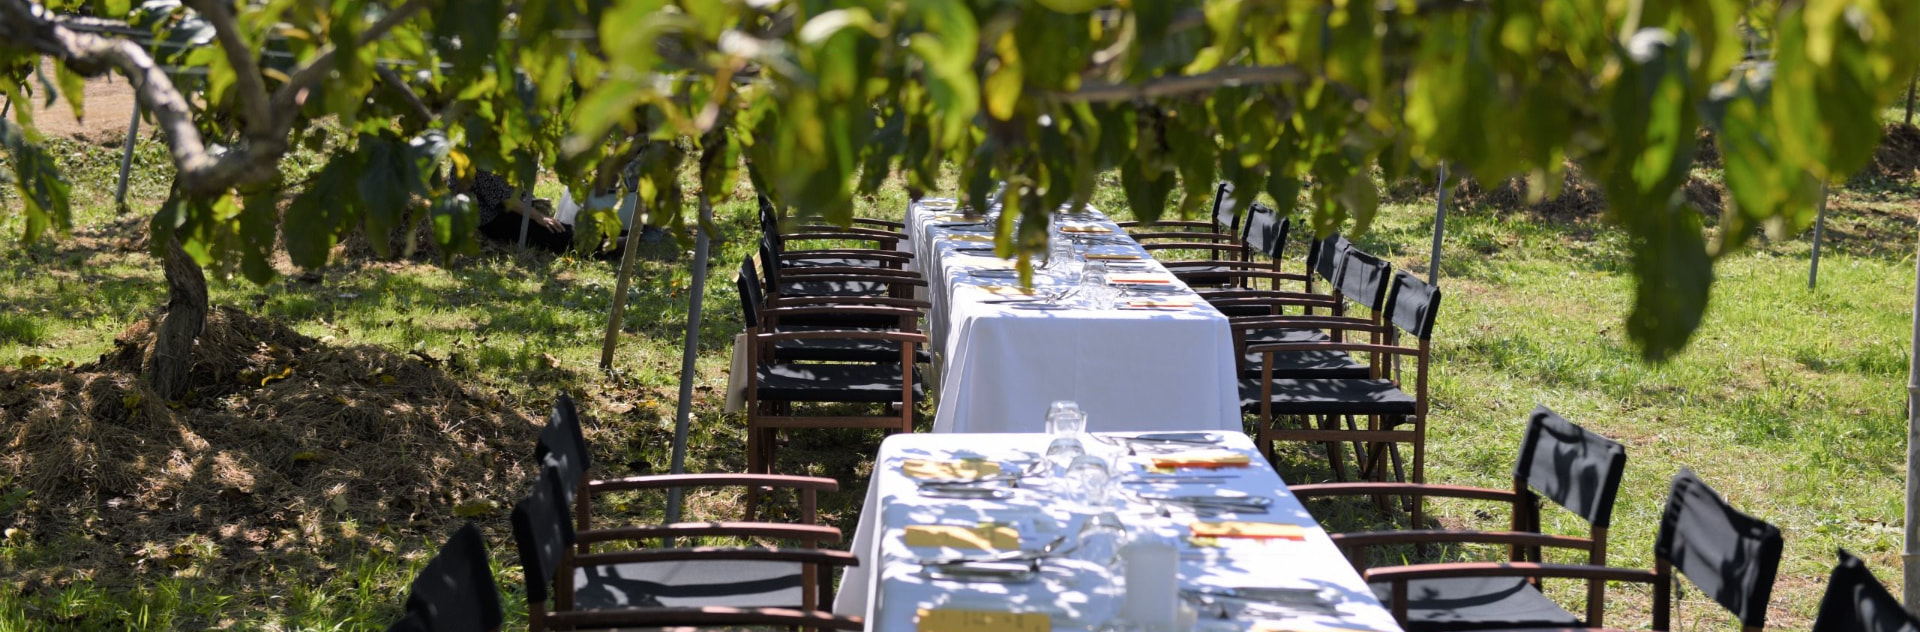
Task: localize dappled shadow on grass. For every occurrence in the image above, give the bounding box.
[0,307,541,629]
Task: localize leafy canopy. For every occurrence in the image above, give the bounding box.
[2,0,1917,361]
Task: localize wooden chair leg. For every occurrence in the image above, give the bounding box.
[1320,415,1351,482]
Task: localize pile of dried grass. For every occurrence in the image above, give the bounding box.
[1448,161,1726,218]
[1866,124,1920,182]
[0,306,538,584]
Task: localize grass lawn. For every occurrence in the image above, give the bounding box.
[2,133,1917,630]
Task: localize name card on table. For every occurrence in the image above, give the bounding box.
[1149,451,1251,469]
[916,609,1049,632]
[1060,224,1113,234]
[1107,273,1174,285]
[978,285,1037,296]
[947,234,994,243]
[1124,299,1195,309]
[1190,521,1306,541]
[904,524,1021,550]
[902,458,1001,480]
[1083,253,1142,261]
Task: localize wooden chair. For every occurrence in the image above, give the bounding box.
[737,259,930,365]
[512,463,859,632]
[385,523,504,632]
[760,194,913,271]
[1292,405,1628,631]
[1241,270,1437,483]
[760,239,925,302]
[1812,549,1920,632]
[745,327,925,475]
[1359,468,1782,632]
[1132,181,1252,289]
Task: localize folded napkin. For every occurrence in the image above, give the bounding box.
[1150,450,1251,469]
[902,458,1001,480]
[977,285,1037,296]
[904,524,1021,550]
[1190,521,1307,541]
[1125,299,1194,309]
[917,609,1050,632]
[1107,274,1174,284]
[1060,224,1113,234]
[1083,253,1142,261]
[947,234,994,243]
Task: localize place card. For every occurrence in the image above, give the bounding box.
[1150,451,1251,469]
[1124,299,1194,309]
[904,524,1021,550]
[903,458,1001,480]
[1060,224,1113,234]
[947,234,994,243]
[1083,253,1142,261]
[916,609,1049,632]
[1190,521,1306,541]
[1107,273,1174,285]
[977,285,1037,296]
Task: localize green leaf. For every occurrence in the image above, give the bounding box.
[356,134,408,258]
[0,117,72,244]
[430,194,479,261]
[434,0,503,82]
[284,154,363,268]
[237,184,282,284]
[52,64,84,122]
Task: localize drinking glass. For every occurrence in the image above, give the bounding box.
[1065,455,1113,508]
[1046,401,1087,436]
[1081,261,1112,309]
[1045,436,1086,475]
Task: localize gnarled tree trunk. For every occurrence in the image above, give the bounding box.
[148,234,208,401]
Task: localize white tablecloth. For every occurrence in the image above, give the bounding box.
[907,200,1242,434]
[831,432,1404,632]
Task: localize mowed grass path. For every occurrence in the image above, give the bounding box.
[1,136,1916,629]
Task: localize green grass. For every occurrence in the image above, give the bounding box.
[2,133,1918,629]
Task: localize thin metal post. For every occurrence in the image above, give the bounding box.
[1905,73,1916,127]
[599,193,647,369]
[1809,185,1829,289]
[115,103,141,212]
[1903,228,1920,614]
[1428,164,1449,286]
[666,196,714,524]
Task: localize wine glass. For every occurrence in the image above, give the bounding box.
[1046,401,1087,436]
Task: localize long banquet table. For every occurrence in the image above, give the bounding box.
[907,200,1242,434]
[831,432,1404,632]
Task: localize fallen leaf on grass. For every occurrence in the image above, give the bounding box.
[260,366,294,386]
[453,500,497,518]
[17,355,46,370]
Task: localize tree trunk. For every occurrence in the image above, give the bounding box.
[149,235,208,401]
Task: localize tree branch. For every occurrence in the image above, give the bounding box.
[375,64,433,121]
[183,0,273,137]
[1047,65,1309,103]
[269,0,430,126]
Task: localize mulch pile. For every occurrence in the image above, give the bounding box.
[0,306,538,586]
[1448,162,1726,218]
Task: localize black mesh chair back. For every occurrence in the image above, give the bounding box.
[1813,549,1920,632]
[512,464,577,606]
[1212,181,1242,237]
[1514,405,1627,528]
[400,523,504,632]
[1240,202,1289,260]
[1308,234,1349,285]
[1385,271,1442,340]
[535,394,591,504]
[1334,247,1392,311]
[1655,468,1783,630]
[737,260,763,328]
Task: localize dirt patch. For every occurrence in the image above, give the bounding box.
[1863,124,1920,182]
[0,307,538,588]
[23,61,143,143]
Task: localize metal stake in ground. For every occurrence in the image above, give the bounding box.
[1809,185,1829,289]
[115,103,141,213]
[666,196,713,524]
[600,193,648,369]
[1905,227,1920,615]
[1428,164,1449,286]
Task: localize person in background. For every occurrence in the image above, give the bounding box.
[456,169,574,252]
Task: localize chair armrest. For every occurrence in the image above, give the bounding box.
[768,295,932,310]
[754,330,929,344]
[1209,296,1343,311]
[761,306,924,324]
[780,232,896,246]
[576,522,843,546]
[1140,242,1245,252]
[780,249,914,262]
[1367,562,1659,585]
[546,607,863,631]
[781,266,922,279]
[1247,342,1416,357]
[1231,316,1384,334]
[852,218,906,230]
[1120,220,1215,229]
[789,225,905,240]
[574,546,859,569]
[588,473,840,494]
[779,273,928,287]
[1290,482,1518,503]
[1333,530,1594,552]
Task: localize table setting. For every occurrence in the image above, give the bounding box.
[833,403,1404,632]
[906,198,1242,434]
